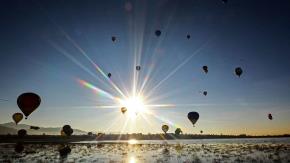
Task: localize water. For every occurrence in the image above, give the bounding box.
[1,138,290,162]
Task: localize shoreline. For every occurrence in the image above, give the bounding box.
[1,134,289,143]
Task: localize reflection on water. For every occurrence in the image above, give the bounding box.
[128,139,138,145]
[0,138,290,162]
[129,156,136,163]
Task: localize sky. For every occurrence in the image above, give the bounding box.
[0,0,290,135]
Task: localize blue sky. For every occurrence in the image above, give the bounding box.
[0,0,290,135]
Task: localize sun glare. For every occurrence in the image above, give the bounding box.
[121,96,147,118]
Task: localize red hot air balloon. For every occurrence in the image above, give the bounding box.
[17,93,41,119]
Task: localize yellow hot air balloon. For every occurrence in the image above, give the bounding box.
[12,113,23,125]
[60,130,66,136]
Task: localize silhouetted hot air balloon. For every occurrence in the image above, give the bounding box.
[175,128,182,135]
[18,129,27,138]
[30,126,40,130]
[12,113,23,125]
[112,36,116,42]
[202,66,208,74]
[235,67,243,77]
[188,112,199,126]
[107,73,112,78]
[17,92,41,119]
[155,30,161,37]
[203,91,207,96]
[121,107,127,114]
[186,34,191,39]
[136,66,141,71]
[200,130,203,134]
[162,125,169,134]
[268,113,273,120]
[62,125,73,136]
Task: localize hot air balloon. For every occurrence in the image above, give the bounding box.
[60,130,66,136]
[62,125,73,136]
[12,113,23,125]
[136,66,141,71]
[108,73,112,78]
[162,125,169,134]
[14,143,24,153]
[186,34,191,39]
[200,130,203,134]
[112,36,116,42]
[268,113,273,120]
[187,112,199,126]
[202,66,208,74]
[121,107,127,114]
[30,126,40,130]
[235,67,243,77]
[175,128,182,135]
[155,30,161,37]
[17,92,41,119]
[203,91,207,96]
[18,129,27,138]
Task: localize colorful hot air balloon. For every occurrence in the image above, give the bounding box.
[162,125,169,134]
[235,67,243,77]
[121,107,127,114]
[155,30,161,37]
[62,125,73,136]
[187,112,199,126]
[268,113,273,120]
[17,92,41,119]
[12,113,23,125]
[202,66,208,74]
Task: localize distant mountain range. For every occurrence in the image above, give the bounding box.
[0,122,87,135]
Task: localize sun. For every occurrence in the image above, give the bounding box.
[120,96,147,118]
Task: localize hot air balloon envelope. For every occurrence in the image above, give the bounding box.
[202,66,208,74]
[155,30,161,36]
[188,112,199,126]
[62,125,73,136]
[121,107,127,114]
[268,113,273,120]
[17,93,41,118]
[12,113,23,125]
[162,125,169,133]
[235,67,243,77]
